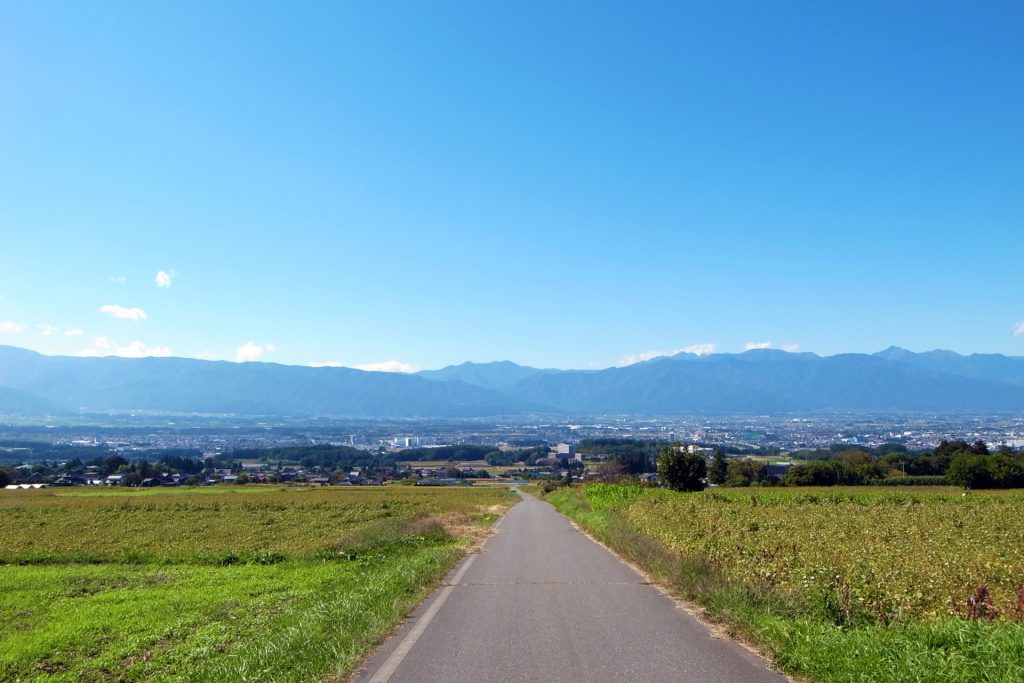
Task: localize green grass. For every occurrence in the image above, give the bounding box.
[0,485,514,681]
[544,484,1024,682]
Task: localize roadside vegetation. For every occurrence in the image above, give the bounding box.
[574,438,1024,490]
[543,483,1024,682]
[0,486,514,682]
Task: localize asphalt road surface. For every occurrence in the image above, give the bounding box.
[355,492,788,682]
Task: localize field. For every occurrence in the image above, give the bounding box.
[545,484,1024,682]
[395,460,534,476]
[0,485,515,682]
[397,460,491,468]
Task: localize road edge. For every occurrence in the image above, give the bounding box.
[530,492,797,683]
[345,493,518,682]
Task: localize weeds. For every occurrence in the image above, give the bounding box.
[957,586,1000,621]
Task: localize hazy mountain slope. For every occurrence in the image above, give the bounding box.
[4,344,1024,417]
[0,346,536,417]
[875,346,1024,388]
[0,385,65,414]
[506,351,1024,413]
[417,361,548,391]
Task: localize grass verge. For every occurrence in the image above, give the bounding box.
[0,486,514,682]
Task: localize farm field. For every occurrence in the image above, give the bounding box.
[0,485,515,682]
[545,484,1024,682]
[395,460,536,476]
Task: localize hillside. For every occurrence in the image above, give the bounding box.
[417,361,551,391]
[0,346,536,417]
[3,345,1024,417]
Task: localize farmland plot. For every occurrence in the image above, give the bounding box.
[546,484,1024,683]
[0,486,514,682]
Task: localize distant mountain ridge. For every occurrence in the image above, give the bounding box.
[873,346,1024,388]
[0,346,540,418]
[1,345,1024,417]
[504,350,1024,413]
[417,360,557,392]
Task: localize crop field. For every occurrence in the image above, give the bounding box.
[396,460,521,476]
[546,484,1024,682]
[0,485,515,682]
[397,460,491,468]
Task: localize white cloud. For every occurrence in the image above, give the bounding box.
[155,271,172,288]
[116,341,172,358]
[354,360,419,373]
[618,343,716,367]
[99,304,147,321]
[744,341,801,352]
[36,323,59,336]
[75,337,171,358]
[64,327,84,337]
[108,276,127,285]
[680,343,716,356]
[235,341,274,362]
[1014,321,1024,337]
[195,350,217,360]
[0,321,25,333]
[307,359,417,372]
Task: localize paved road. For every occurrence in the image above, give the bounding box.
[355,492,787,682]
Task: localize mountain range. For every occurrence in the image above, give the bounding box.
[2,344,1024,417]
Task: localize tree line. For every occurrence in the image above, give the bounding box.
[584,438,1024,491]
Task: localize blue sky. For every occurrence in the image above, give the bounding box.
[1,1,1022,371]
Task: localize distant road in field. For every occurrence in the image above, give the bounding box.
[354,492,787,682]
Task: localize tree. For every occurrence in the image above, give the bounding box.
[946,455,993,489]
[657,443,706,492]
[784,461,839,486]
[610,450,650,475]
[709,448,728,485]
[592,460,627,483]
[101,455,128,476]
[929,440,971,473]
[577,439,660,473]
[837,449,873,467]
[724,458,770,487]
[947,454,1024,489]
[136,459,155,479]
